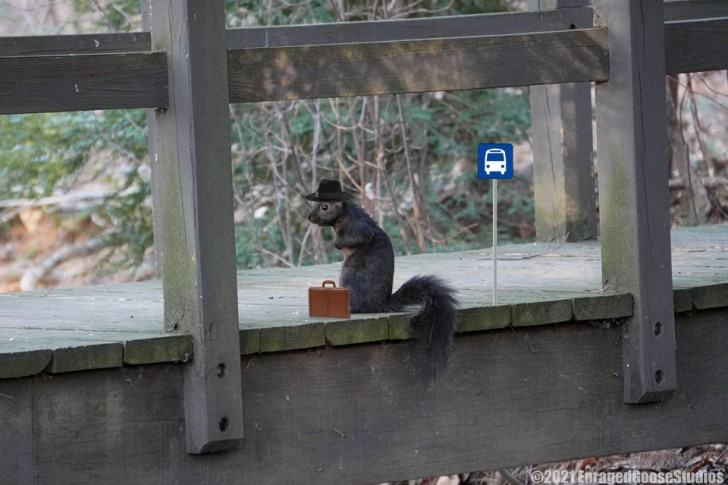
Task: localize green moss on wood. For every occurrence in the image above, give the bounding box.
[123,335,193,365]
[48,343,123,374]
[692,283,728,310]
[456,306,511,333]
[572,293,633,320]
[239,329,261,355]
[259,323,325,353]
[325,317,389,346]
[512,299,572,326]
[0,349,52,379]
[673,288,693,313]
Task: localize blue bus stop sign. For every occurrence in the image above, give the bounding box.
[478,143,514,179]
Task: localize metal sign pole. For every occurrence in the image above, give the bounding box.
[492,178,497,306]
[478,142,511,307]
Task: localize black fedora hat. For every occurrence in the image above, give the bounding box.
[305,179,354,202]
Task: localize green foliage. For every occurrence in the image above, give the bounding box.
[0,112,98,199]
[0,109,152,265]
[1,0,535,277]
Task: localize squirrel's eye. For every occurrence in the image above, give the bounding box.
[320,204,329,211]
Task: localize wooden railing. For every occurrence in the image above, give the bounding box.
[1,0,726,454]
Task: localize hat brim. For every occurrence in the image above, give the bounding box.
[304,192,353,202]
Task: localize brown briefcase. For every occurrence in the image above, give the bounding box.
[309,280,350,318]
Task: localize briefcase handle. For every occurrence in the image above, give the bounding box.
[322,280,336,288]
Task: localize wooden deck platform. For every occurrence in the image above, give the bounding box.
[1,224,726,379]
[2,224,727,483]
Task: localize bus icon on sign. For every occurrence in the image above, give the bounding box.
[478,143,513,179]
[484,148,507,175]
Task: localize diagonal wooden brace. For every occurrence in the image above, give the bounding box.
[593,0,677,403]
[145,0,244,452]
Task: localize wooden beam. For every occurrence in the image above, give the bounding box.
[225,8,594,48]
[1,15,725,115]
[0,52,167,114]
[664,0,728,21]
[228,28,609,102]
[0,32,150,56]
[665,18,728,74]
[529,0,597,243]
[0,379,33,483]
[13,310,728,483]
[145,0,244,453]
[593,1,677,403]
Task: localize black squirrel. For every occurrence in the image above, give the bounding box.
[306,179,457,382]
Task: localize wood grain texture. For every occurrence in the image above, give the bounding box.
[528,1,597,244]
[456,305,512,333]
[12,310,728,484]
[0,226,726,378]
[665,18,728,74]
[146,0,244,453]
[663,0,728,22]
[531,81,597,242]
[594,0,677,404]
[259,323,325,353]
[325,317,389,347]
[0,379,33,483]
[0,347,51,378]
[512,299,573,326]
[692,283,728,311]
[228,28,609,103]
[123,334,192,365]
[226,8,594,48]
[0,52,167,114]
[572,293,633,321]
[0,32,151,56]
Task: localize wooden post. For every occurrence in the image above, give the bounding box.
[144,0,244,452]
[529,0,597,242]
[593,0,677,403]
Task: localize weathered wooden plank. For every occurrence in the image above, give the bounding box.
[226,8,594,48]
[146,0,244,453]
[123,335,193,365]
[48,342,123,373]
[572,293,633,321]
[228,28,609,103]
[259,323,325,353]
[23,310,728,484]
[673,288,694,313]
[0,329,190,376]
[456,305,512,333]
[512,298,572,326]
[1,331,123,373]
[0,227,724,376]
[0,52,167,114]
[594,1,677,403]
[692,282,728,311]
[665,18,728,74]
[0,32,151,57]
[0,379,34,483]
[239,329,261,355]
[664,0,728,21]
[325,318,389,346]
[387,314,412,341]
[531,79,597,242]
[0,346,51,378]
[529,0,597,244]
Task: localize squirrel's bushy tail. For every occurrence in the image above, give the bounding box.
[389,275,457,383]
